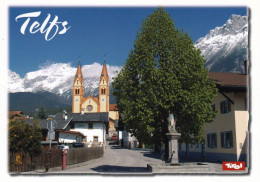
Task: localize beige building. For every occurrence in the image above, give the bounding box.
[72,60,119,136]
[179,72,248,164]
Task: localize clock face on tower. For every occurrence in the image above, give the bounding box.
[87,105,93,111]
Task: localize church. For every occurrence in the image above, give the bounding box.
[72,60,118,135]
[72,60,110,114]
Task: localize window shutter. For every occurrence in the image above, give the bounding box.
[221,132,224,147]
[230,131,233,147]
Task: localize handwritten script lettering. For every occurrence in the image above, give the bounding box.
[15,11,71,41]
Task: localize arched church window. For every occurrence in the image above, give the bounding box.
[103,89,106,94]
[75,89,77,95]
[103,79,104,84]
[77,89,80,95]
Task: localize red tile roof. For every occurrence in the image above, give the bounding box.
[9,111,24,118]
[209,72,247,87]
[109,104,118,111]
[56,130,85,137]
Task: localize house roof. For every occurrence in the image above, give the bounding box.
[56,130,85,137]
[109,104,118,111]
[9,111,24,118]
[209,72,248,88]
[24,118,71,130]
[23,112,108,130]
[54,112,109,123]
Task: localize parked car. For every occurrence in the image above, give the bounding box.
[112,135,118,141]
[72,143,84,148]
[57,145,69,150]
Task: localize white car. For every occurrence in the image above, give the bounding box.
[57,145,69,150]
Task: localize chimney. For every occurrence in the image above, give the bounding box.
[244,60,248,75]
[81,108,85,115]
[63,110,67,120]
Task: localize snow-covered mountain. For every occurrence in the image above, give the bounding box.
[195,14,248,73]
[9,14,248,110]
[8,62,121,101]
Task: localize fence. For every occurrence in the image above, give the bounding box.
[66,147,104,165]
[9,147,104,173]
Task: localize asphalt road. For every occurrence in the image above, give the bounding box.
[52,142,162,174]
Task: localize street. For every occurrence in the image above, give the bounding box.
[52,142,162,174]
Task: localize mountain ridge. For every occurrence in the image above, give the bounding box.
[8,14,248,111]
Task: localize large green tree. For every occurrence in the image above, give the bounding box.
[112,8,217,151]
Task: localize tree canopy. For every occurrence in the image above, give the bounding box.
[9,119,42,156]
[112,7,217,149]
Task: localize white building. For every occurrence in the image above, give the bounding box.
[54,112,108,147]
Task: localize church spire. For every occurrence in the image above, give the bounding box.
[74,57,83,84]
[101,58,108,77]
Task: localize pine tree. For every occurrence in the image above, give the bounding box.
[36,105,47,119]
[112,7,217,152]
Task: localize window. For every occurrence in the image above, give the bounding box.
[221,131,233,148]
[87,105,93,111]
[70,123,75,129]
[101,88,106,95]
[207,133,217,148]
[88,123,93,129]
[93,136,98,142]
[220,100,231,114]
[75,89,80,95]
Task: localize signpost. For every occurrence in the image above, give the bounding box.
[47,120,57,150]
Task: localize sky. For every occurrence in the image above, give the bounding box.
[9,7,247,77]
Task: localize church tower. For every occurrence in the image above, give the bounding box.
[99,59,109,112]
[72,61,84,113]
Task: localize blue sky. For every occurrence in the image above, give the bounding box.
[9,7,247,77]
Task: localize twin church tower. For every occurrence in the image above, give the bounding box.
[72,60,109,113]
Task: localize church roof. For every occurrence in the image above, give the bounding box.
[82,96,99,104]
[109,104,118,111]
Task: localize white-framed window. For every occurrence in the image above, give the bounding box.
[93,136,98,142]
[221,131,233,148]
[220,100,231,114]
[207,133,217,148]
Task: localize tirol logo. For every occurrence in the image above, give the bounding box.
[223,162,245,170]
